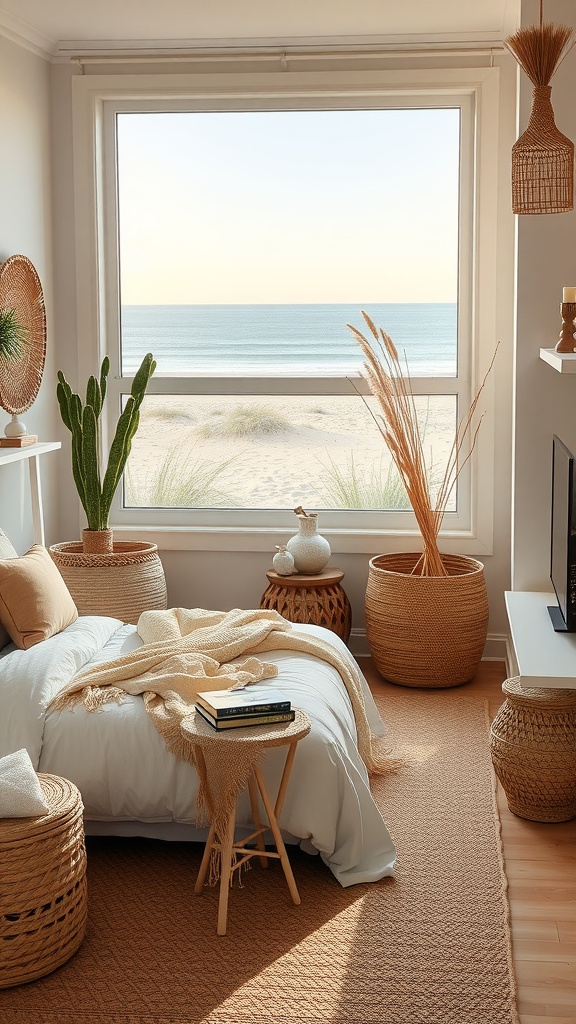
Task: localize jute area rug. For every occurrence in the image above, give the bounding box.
[0,687,518,1024]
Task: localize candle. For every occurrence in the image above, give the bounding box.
[563,287,576,302]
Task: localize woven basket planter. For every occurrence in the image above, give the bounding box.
[365,552,488,688]
[0,774,87,988]
[49,540,167,624]
[490,677,576,822]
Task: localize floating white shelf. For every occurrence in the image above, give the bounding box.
[505,590,576,689]
[0,441,61,545]
[539,348,576,373]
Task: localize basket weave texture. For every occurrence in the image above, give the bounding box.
[0,774,87,988]
[0,254,46,416]
[365,552,488,688]
[512,85,574,214]
[49,541,167,623]
[489,676,576,822]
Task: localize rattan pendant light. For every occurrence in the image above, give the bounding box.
[505,1,575,214]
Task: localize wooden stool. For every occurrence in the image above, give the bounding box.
[260,568,351,643]
[0,774,87,988]
[182,708,311,936]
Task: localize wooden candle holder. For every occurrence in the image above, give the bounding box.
[556,301,576,353]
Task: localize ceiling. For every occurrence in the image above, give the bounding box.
[0,0,520,59]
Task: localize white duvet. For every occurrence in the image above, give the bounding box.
[0,616,396,887]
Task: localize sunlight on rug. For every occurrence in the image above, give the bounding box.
[0,687,519,1024]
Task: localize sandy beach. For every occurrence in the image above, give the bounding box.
[126,394,456,510]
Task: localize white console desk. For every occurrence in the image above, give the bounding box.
[0,442,60,546]
[505,590,576,689]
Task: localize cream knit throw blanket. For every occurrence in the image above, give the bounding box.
[50,606,387,775]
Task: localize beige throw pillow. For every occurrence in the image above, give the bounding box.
[0,527,18,650]
[0,544,78,650]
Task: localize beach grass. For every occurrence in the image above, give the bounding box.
[125,439,239,508]
[195,403,292,439]
[316,453,411,510]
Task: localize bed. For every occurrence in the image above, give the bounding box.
[0,604,397,888]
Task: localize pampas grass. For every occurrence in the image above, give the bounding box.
[348,311,495,578]
[505,20,574,87]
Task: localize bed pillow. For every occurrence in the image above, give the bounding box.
[0,544,78,650]
[0,527,18,650]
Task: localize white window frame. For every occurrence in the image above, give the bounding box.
[71,66,499,556]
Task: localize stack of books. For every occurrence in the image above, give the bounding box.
[194,687,294,730]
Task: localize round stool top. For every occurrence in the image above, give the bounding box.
[182,706,311,749]
[502,675,576,705]
[265,568,344,588]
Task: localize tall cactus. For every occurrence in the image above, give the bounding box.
[57,353,156,534]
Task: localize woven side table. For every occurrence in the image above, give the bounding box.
[260,568,351,643]
[0,774,88,988]
[489,676,576,822]
[182,708,311,936]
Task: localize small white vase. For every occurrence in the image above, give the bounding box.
[272,546,295,576]
[287,513,331,574]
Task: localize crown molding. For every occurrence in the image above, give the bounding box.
[0,10,54,60]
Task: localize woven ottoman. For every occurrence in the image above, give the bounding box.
[0,774,88,988]
[489,676,576,822]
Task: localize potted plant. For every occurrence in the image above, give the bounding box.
[50,353,167,623]
[348,311,494,688]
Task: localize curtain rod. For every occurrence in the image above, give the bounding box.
[69,44,506,66]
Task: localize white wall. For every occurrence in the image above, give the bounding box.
[0,35,59,552]
[512,0,576,591]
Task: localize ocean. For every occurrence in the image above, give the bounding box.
[120,303,457,377]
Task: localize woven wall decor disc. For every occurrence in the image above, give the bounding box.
[0,254,47,415]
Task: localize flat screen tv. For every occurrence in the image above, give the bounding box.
[549,435,576,632]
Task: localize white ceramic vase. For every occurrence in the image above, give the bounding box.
[287,513,331,573]
[272,546,295,576]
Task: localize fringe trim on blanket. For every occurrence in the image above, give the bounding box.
[50,684,128,713]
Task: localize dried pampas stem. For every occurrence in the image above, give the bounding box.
[348,312,497,578]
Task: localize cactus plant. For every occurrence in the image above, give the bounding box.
[56,353,156,539]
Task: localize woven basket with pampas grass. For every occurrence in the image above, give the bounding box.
[347,312,495,687]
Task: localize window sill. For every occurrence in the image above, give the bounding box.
[111,524,493,558]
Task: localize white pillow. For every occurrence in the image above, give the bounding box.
[0,748,50,817]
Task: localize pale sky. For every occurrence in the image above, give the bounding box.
[117,108,459,305]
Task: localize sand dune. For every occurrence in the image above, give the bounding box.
[126,394,456,510]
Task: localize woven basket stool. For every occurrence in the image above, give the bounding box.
[489,677,576,822]
[260,568,351,643]
[0,774,87,988]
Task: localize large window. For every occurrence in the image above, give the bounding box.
[73,67,498,550]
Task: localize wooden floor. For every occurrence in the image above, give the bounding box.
[361,657,576,1024]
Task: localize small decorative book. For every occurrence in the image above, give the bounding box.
[194,706,296,731]
[0,435,38,447]
[195,686,291,719]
